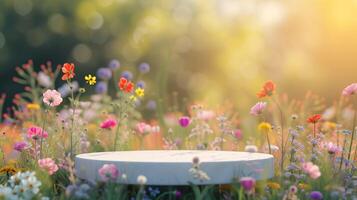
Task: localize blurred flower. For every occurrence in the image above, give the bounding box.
[244,145,258,153]
[257,80,276,98]
[95,81,108,94]
[121,71,133,80]
[13,141,28,152]
[175,190,182,198]
[61,63,75,80]
[118,77,134,93]
[136,122,152,134]
[27,126,48,140]
[325,142,341,154]
[38,158,59,175]
[302,162,321,179]
[179,116,191,128]
[43,89,63,107]
[37,72,52,88]
[267,182,280,190]
[27,103,40,110]
[108,59,120,70]
[197,110,215,120]
[100,118,117,129]
[239,177,256,194]
[66,183,91,199]
[130,95,137,101]
[137,175,147,185]
[250,102,267,116]
[0,166,18,176]
[307,114,321,124]
[84,74,96,85]
[258,122,272,133]
[138,62,150,74]
[283,186,298,200]
[58,81,79,97]
[96,68,112,80]
[146,100,157,110]
[342,83,357,96]
[234,129,242,139]
[98,164,119,182]
[310,191,323,200]
[135,88,145,97]
[298,183,311,191]
[136,80,146,88]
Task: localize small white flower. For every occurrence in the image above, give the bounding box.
[37,72,52,88]
[121,174,127,181]
[137,175,147,185]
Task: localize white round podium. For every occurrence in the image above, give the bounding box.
[75,150,274,185]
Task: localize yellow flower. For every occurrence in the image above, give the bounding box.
[298,183,311,190]
[27,103,40,110]
[130,95,137,101]
[135,88,145,97]
[0,166,18,175]
[258,122,272,133]
[324,122,337,130]
[267,182,281,190]
[84,74,97,85]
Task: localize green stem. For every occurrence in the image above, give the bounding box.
[348,96,357,161]
[272,97,285,174]
[39,109,48,159]
[266,133,271,154]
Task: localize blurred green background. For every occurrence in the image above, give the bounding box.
[0,0,356,114]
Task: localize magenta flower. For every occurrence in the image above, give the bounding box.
[250,102,267,116]
[100,118,117,129]
[27,126,48,140]
[98,164,119,181]
[325,142,341,154]
[239,177,256,194]
[43,89,63,107]
[178,116,191,128]
[197,110,215,120]
[38,158,59,175]
[302,162,321,179]
[13,141,28,152]
[342,83,357,96]
[234,129,242,140]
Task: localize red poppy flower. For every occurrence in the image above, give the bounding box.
[257,80,276,98]
[118,77,134,93]
[61,63,75,80]
[307,114,321,124]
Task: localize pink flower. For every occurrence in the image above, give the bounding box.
[38,158,59,175]
[178,116,191,128]
[234,129,242,139]
[325,142,341,154]
[100,118,117,129]
[250,102,267,116]
[27,126,48,140]
[43,89,63,107]
[302,162,321,179]
[342,83,357,96]
[98,164,119,181]
[197,110,215,120]
[136,122,152,134]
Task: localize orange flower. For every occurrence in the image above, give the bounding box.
[307,114,321,124]
[61,63,75,80]
[257,80,276,98]
[118,77,134,93]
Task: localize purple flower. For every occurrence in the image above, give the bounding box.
[179,116,191,128]
[108,59,120,70]
[136,80,146,88]
[146,100,157,110]
[250,102,267,116]
[239,177,256,194]
[310,191,323,200]
[95,81,108,94]
[138,62,150,74]
[97,68,112,80]
[175,190,182,198]
[121,71,133,80]
[13,141,28,152]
